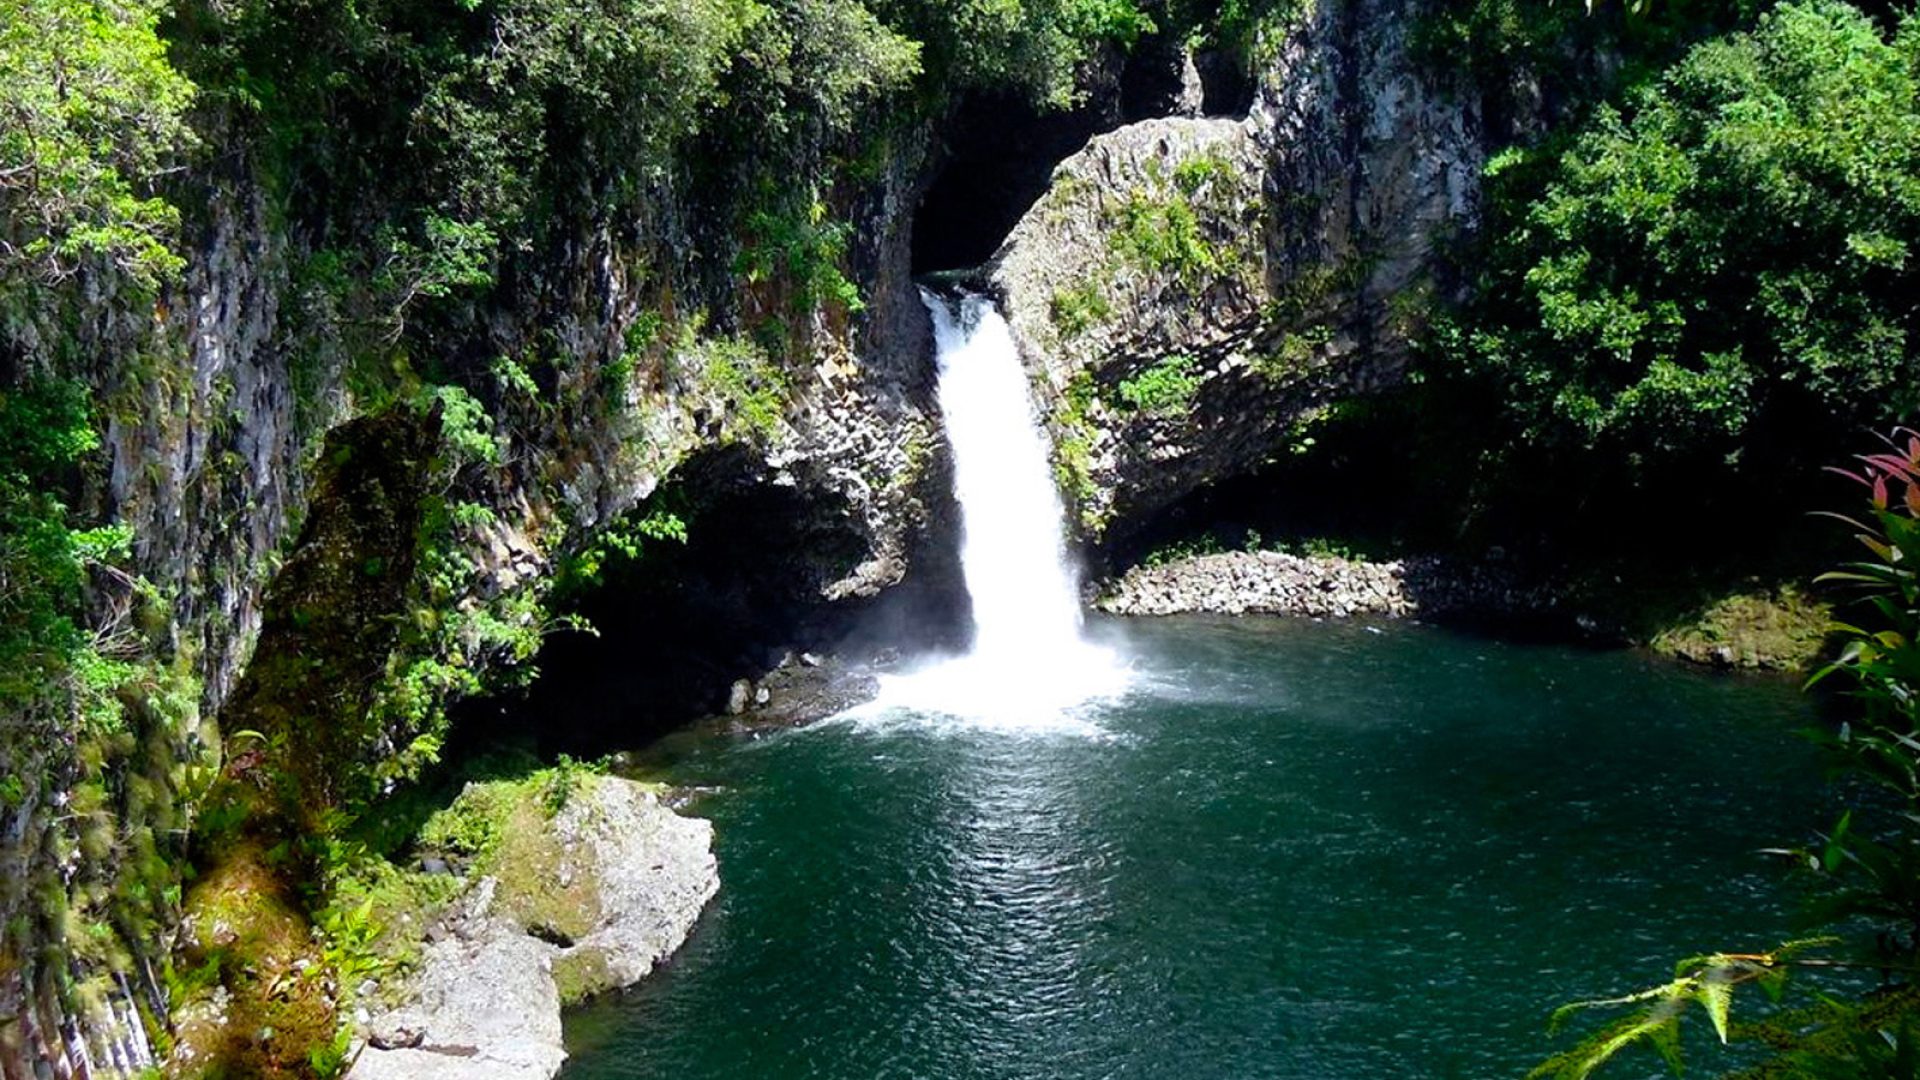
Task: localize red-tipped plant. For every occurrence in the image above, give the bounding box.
[1810,428,1920,796]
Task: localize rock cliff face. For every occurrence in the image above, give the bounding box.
[0,0,1506,1072]
[991,0,1483,543]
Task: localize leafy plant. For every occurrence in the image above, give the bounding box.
[1142,533,1227,567]
[0,0,195,290]
[1443,0,1920,472]
[1116,354,1203,415]
[1534,431,1920,1076]
[1051,281,1112,337]
[561,504,690,591]
[1532,939,1835,1079]
[737,198,865,314]
[1811,428,1920,756]
[688,331,792,443]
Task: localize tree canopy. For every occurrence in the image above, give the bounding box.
[1442,0,1920,473]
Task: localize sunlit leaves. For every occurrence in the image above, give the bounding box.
[1533,940,1839,1080]
[1449,0,1920,470]
[0,0,195,290]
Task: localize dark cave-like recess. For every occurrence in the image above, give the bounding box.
[910,90,1118,275]
[450,450,968,759]
[909,41,1258,275]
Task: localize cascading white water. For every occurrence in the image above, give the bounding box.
[930,291,1087,663]
[859,290,1128,726]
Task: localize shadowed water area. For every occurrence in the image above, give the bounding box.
[560,616,1826,1080]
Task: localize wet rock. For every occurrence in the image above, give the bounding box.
[725,679,752,715]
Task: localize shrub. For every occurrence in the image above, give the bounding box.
[1444,0,1920,473]
[1117,354,1203,414]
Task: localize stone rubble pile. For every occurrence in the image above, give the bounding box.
[1097,550,1557,620]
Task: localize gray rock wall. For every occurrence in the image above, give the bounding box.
[0,105,943,1078]
[990,0,1486,544]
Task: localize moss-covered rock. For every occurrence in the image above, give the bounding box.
[1649,585,1833,672]
[171,841,340,1079]
[349,775,716,1080]
[549,947,616,1008]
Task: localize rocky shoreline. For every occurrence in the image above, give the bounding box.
[1096,550,1563,622]
[347,778,716,1080]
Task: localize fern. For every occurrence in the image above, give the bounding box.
[1533,940,1836,1079]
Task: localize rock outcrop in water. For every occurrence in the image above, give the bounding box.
[347,778,715,1080]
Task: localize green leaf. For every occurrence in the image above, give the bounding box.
[1698,970,1733,1043]
[1823,811,1854,874]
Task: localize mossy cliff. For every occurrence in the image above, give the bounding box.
[0,1,1287,1071]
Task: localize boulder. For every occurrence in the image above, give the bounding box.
[349,778,717,1080]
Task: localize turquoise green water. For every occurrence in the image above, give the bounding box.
[561,617,1825,1079]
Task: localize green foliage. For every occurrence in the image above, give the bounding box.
[306,1024,354,1079]
[1142,533,1227,566]
[428,385,502,468]
[737,198,865,314]
[1173,151,1235,196]
[1051,280,1112,337]
[0,0,195,291]
[1116,353,1203,414]
[538,754,604,815]
[0,377,184,783]
[561,504,689,591]
[1282,536,1370,561]
[1052,371,1102,524]
[186,0,763,222]
[866,0,1156,108]
[0,27,200,988]
[1099,151,1251,292]
[1254,325,1334,380]
[0,379,102,710]
[1532,940,1832,1080]
[372,216,498,340]
[1114,183,1220,282]
[359,399,567,796]
[683,328,792,442]
[734,1,922,131]
[1444,0,1920,472]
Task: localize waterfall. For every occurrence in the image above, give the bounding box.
[928,291,1088,664]
[859,290,1128,726]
